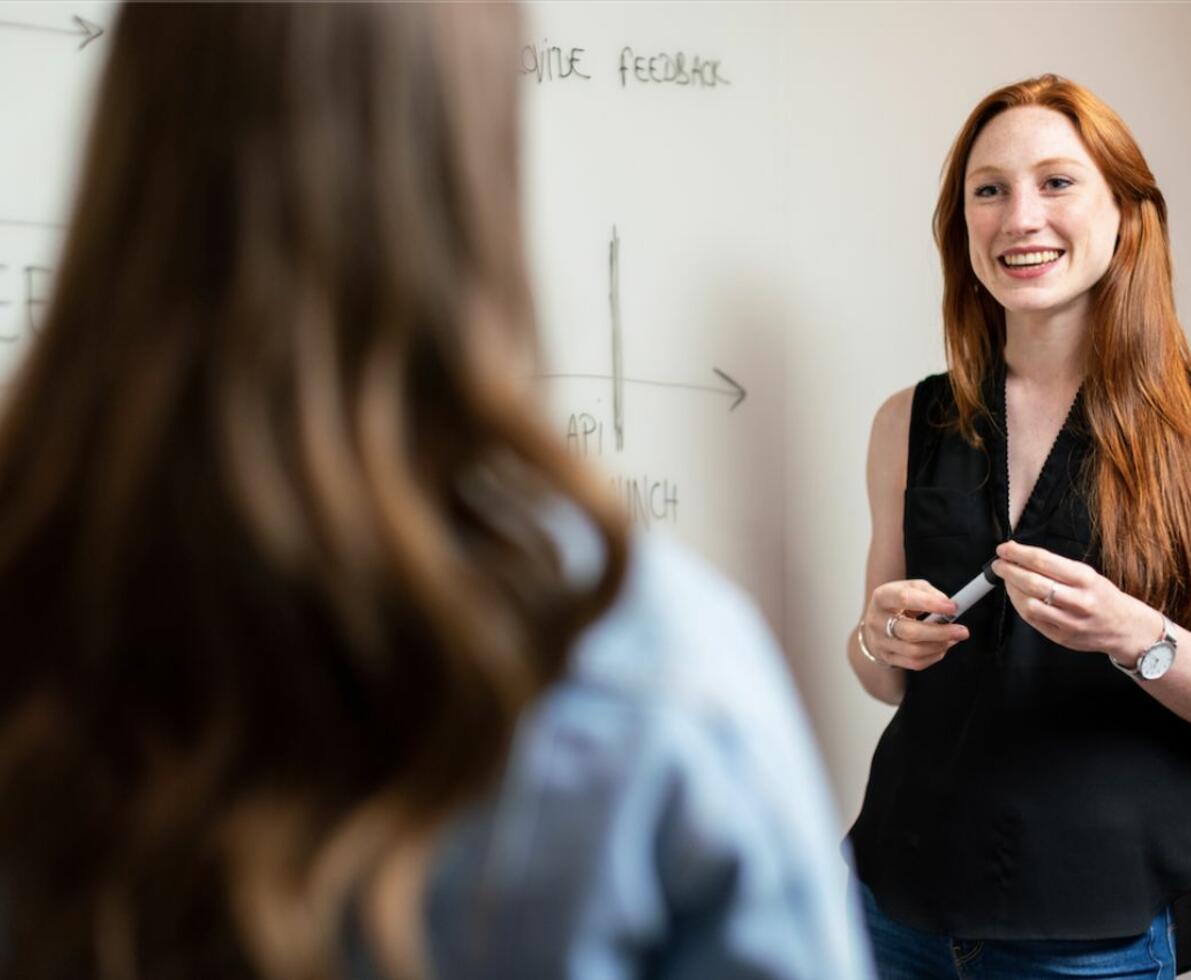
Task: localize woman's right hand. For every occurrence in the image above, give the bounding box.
[862,579,969,671]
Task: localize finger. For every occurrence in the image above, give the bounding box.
[1017,593,1083,636]
[887,616,969,646]
[1004,580,1081,632]
[874,581,957,618]
[996,540,1095,587]
[993,560,1070,608]
[883,637,954,671]
[882,631,961,660]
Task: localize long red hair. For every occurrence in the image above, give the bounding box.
[934,74,1191,620]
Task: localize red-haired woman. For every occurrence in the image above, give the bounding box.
[848,74,1191,978]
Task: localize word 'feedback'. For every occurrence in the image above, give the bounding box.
[519,39,728,89]
[618,48,729,88]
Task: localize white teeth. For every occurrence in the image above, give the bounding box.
[1002,249,1062,267]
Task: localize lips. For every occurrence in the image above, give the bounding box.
[996,248,1065,280]
[998,248,1065,268]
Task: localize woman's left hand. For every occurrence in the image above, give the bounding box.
[992,540,1160,662]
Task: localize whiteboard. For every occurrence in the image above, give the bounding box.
[6,0,1191,833]
[0,2,107,365]
[522,2,789,644]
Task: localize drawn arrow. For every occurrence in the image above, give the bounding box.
[711,367,747,410]
[538,367,748,411]
[0,14,104,50]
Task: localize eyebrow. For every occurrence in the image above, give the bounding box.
[966,157,1089,181]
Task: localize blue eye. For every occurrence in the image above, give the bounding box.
[973,184,999,198]
[1044,176,1073,190]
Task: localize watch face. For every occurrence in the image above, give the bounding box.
[1140,642,1176,680]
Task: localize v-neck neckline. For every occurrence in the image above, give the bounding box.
[987,360,1085,540]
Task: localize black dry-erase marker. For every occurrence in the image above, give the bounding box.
[921,558,1002,624]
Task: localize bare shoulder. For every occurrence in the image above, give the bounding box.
[865,385,917,591]
[871,385,914,439]
[867,385,916,490]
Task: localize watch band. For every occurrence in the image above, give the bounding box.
[1108,614,1176,679]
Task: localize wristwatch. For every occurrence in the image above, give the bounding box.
[1109,615,1178,681]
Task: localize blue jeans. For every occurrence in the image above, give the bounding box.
[860,882,1177,979]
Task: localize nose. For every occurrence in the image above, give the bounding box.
[1003,185,1045,238]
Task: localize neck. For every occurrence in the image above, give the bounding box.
[1003,302,1089,389]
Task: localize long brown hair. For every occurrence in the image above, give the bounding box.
[933,73,1191,622]
[0,5,627,978]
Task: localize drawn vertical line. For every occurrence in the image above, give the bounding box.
[610,225,624,451]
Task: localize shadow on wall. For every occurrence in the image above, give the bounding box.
[700,265,787,650]
[781,296,900,826]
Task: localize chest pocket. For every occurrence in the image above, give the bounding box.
[904,486,987,596]
[1013,485,1097,568]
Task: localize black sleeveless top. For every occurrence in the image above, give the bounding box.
[849,367,1191,945]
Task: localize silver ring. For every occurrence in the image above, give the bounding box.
[885,613,902,640]
[1043,580,1057,606]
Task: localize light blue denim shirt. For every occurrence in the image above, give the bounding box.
[423,517,874,979]
[0,513,872,978]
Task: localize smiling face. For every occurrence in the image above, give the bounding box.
[964,106,1121,322]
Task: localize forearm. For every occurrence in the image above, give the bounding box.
[1105,602,1191,724]
[1142,644,1191,722]
[846,624,905,706]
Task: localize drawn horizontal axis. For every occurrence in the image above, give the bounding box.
[0,218,65,231]
[539,368,747,411]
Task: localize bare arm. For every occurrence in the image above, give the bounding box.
[846,387,968,705]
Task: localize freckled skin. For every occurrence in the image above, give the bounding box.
[964,106,1121,323]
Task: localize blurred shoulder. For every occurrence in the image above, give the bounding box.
[423,522,867,979]
[534,504,823,803]
[537,498,785,709]
[569,530,790,711]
